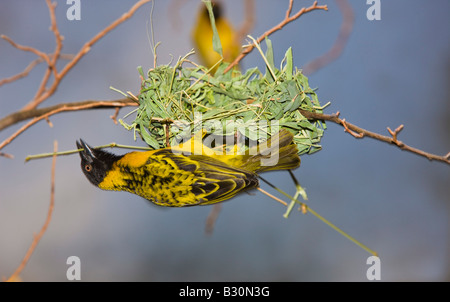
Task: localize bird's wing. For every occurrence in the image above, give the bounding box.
[153,149,259,205]
[189,155,259,205]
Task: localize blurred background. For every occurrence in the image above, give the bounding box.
[0,0,448,281]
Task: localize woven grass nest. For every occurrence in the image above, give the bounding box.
[119,38,327,156]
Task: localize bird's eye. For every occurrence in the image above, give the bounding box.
[85,164,92,172]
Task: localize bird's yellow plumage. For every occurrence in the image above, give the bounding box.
[77,129,300,207]
[192,1,241,72]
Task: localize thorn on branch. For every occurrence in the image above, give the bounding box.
[110,107,120,125]
[341,118,364,138]
[387,124,404,146]
[444,152,450,160]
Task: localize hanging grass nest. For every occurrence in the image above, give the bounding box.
[118,39,327,155]
[117,1,326,155]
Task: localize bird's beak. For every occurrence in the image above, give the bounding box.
[76,139,95,162]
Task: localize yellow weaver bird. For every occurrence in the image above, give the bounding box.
[77,130,300,207]
[192,1,241,72]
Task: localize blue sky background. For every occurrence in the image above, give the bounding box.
[0,0,449,281]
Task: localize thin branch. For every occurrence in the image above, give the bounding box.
[0,98,135,132]
[54,0,152,84]
[303,0,354,75]
[110,107,121,124]
[0,58,44,87]
[299,109,450,165]
[31,0,64,101]
[1,35,51,64]
[6,140,57,282]
[257,188,288,206]
[387,124,404,143]
[224,0,328,73]
[341,118,364,138]
[0,99,137,151]
[0,54,74,88]
[47,0,64,70]
[7,0,152,112]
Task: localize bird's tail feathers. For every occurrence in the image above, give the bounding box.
[243,129,300,173]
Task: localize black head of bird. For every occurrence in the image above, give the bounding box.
[76,139,122,187]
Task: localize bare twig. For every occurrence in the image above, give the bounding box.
[0,0,151,112]
[224,0,328,73]
[0,54,74,88]
[0,99,137,151]
[257,188,288,206]
[445,152,450,161]
[387,124,404,145]
[5,140,57,282]
[341,118,364,138]
[110,107,121,125]
[1,35,51,63]
[30,0,64,102]
[47,0,152,104]
[0,58,43,87]
[300,109,450,165]
[0,98,135,132]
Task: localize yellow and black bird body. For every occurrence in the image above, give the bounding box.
[77,130,300,207]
